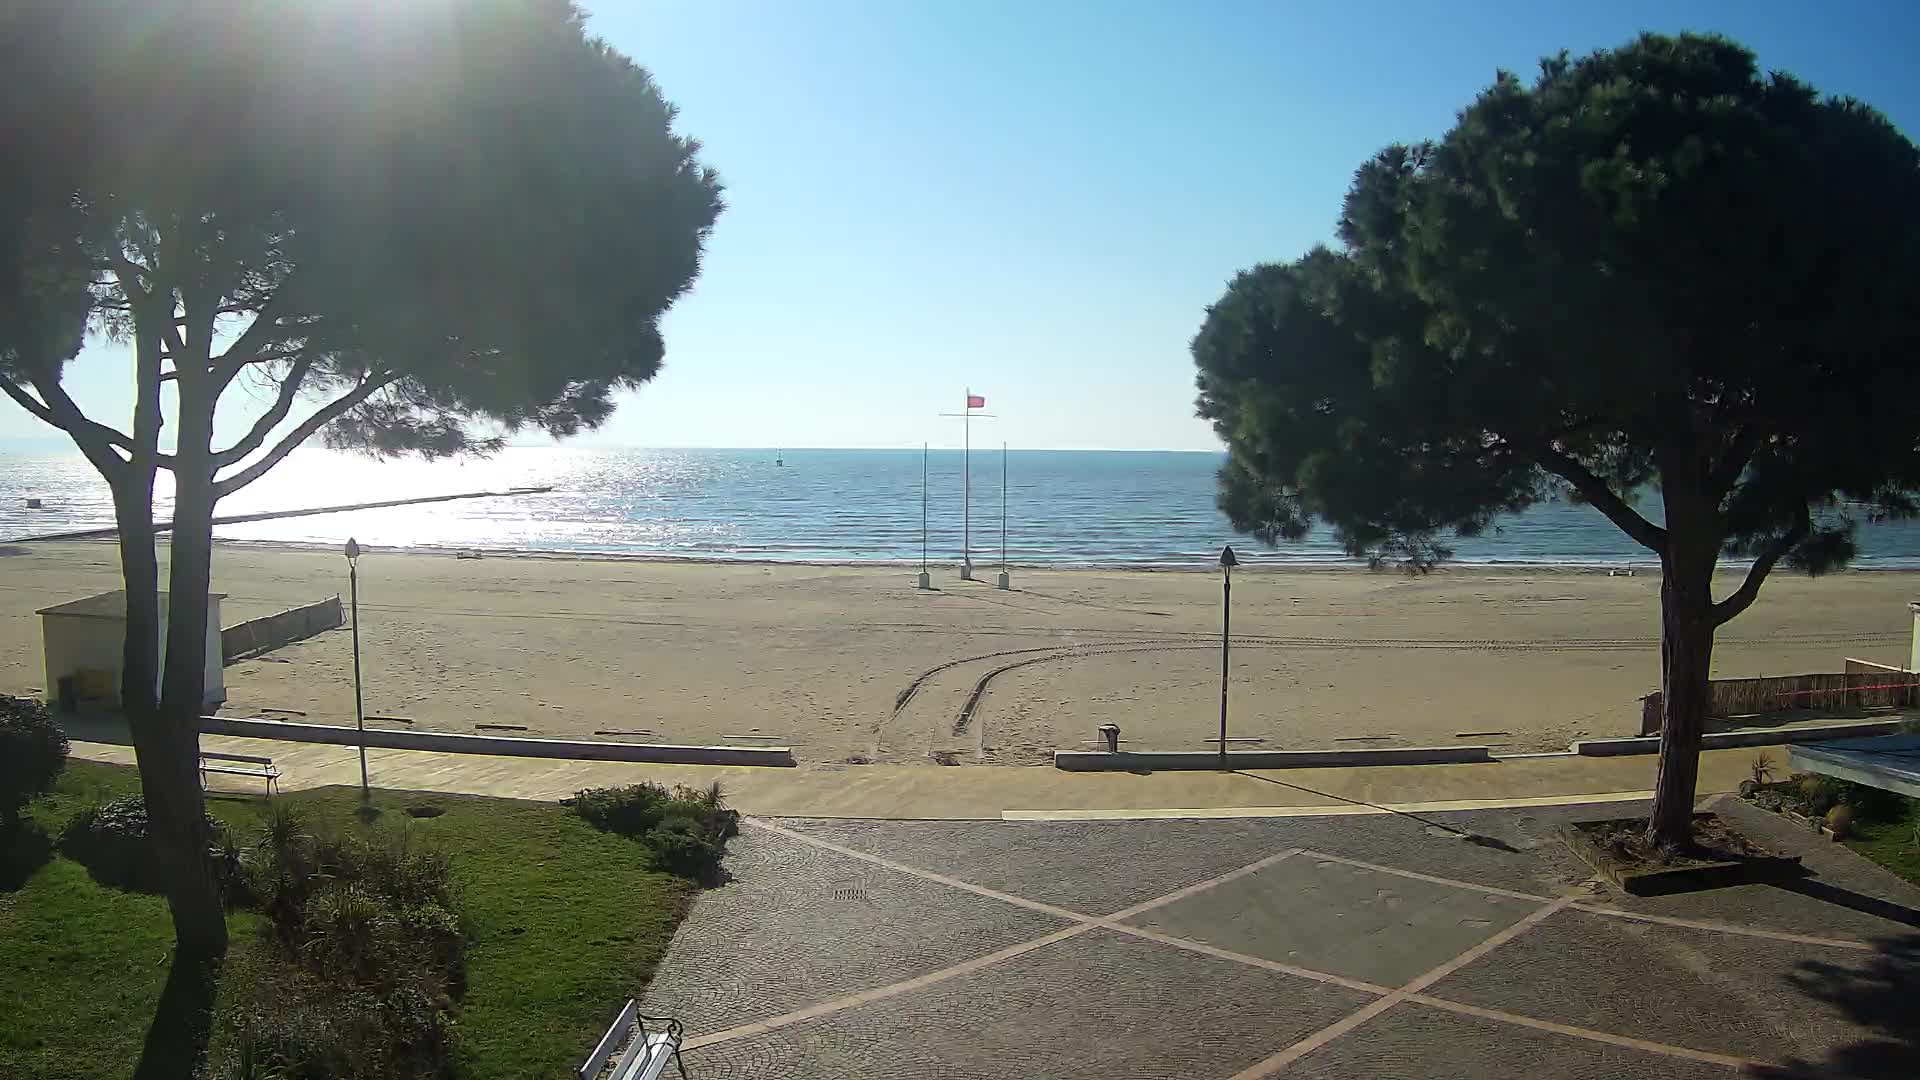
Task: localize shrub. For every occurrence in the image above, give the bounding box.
[644,814,726,880]
[1825,804,1856,840]
[60,794,227,892]
[221,983,454,1080]
[246,818,465,996]
[0,694,68,831]
[1789,772,1906,823]
[673,781,740,839]
[571,781,737,880]
[568,783,672,836]
[1796,774,1840,816]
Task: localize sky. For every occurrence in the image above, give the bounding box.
[6,0,1920,453]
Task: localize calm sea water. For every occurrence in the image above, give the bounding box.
[6,446,1920,567]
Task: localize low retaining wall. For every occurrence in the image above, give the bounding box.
[1571,719,1909,757]
[1054,745,1495,772]
[198,715,796,767]
[222,596,344,663]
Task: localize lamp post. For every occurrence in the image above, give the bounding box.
[1218,544,1237,770]
[345,537,368,798]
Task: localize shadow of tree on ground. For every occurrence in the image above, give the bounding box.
[1752,931,1920,1079]
[132,949,224,1080]
[0,823,53,890]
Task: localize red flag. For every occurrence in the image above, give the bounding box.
[966,394,985,408]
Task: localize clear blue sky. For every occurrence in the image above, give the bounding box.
[7,0,1918,452]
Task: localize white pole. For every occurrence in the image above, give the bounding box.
[917,443,931,589]
[997,442,1011,589]
[962,389,972,580]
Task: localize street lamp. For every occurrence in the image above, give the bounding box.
[345,537,368,798]
[1218,544,1237,770]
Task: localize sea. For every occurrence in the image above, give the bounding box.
[7,445,1920,568]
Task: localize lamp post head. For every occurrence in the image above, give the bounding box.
[1218,544,1238,572]
[344,537,361,563]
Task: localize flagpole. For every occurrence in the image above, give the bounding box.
[938,395,991,585]
[917,442,931,589]
[962,388,972,580]
[997,441,1011,590]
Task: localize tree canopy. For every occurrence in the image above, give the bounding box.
[1193,32,1920,844]
[1,3,722,1071]
[4,0,723,475]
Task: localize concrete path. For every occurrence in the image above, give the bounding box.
[644,798,1920,1078]
[71,729,1765,820]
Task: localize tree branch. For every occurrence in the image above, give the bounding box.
[213,356,313,466]
[213,371,398,497]
[1533,445,1669,554]
[211,288,299,384]
[108,250,195,378]
[1708,424,1763,498]
[1,377,131,479]
[1712,503,1810,627]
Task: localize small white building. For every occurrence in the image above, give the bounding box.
[36,590,226,711]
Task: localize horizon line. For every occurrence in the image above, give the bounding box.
[0,439,1229,455]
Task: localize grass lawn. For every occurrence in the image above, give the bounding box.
[0,761,694,1080]
[1845,795,1920,888]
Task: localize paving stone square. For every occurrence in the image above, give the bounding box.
[1424,906,1920,1067]
[640,826,1072,1037]
[1278,1000,1741,1080]
[1122,852,1543,986]
[681,927,1379,1080]
[645,807,1920,1078]
[779,816,1311,913]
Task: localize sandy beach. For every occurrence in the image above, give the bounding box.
[1,540,1913,764]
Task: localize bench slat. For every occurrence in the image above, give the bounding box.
[633,1033,677,1080]
[203,765,278,777]
[202,752,275,765]
[579,999,638,1080]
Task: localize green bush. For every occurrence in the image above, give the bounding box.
[645,814,725,880]
[570,781,738,880]
[1789,772,1906,822]
[221,982,455,1080]
[242,814,464,996]
[0,694,68,830]
[567,783,672,836]
[59,794,227,892]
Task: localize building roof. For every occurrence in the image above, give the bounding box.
[35,590,227,620]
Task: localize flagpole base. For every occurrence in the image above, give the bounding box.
[960,561,973,582]
[916,571,932,590]
[996,571,1011,590]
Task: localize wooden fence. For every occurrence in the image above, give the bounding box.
[221,595,344,663]
[1640,662,1918,734]
[1709,670,1919,716]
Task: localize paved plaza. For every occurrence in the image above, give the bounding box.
[642,798,1920,1079]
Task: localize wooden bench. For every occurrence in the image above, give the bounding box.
[578,999,685,1080]
[199,751,280,797]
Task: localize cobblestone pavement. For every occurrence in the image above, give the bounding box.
[641,798,1920,1079]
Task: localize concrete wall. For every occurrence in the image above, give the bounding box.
[199,715,797,767]
[1054,745,1496,771]
[1571,718,1910,756]
[222,595,344,663]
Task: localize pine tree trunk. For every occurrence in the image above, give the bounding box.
[1647,549,1717,849]
[132,373,228,1079]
